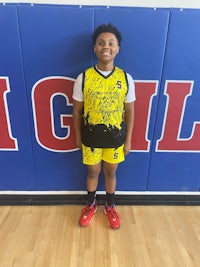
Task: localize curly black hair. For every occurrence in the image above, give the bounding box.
[92,23,122,46]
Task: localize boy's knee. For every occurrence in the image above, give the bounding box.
[104,169,116,179]
[87,164,101,178]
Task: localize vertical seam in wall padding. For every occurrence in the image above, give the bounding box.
[92,7,96,66]
[146,8,171,191]
[16,4,39,190]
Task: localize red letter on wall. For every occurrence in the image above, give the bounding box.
[0,77,18,150]
[32,77,77,152]
[156,81,200,151]
[132,81,158,151]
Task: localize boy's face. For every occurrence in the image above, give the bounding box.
[94,32,120,64]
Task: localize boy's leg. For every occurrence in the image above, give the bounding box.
[82,145,102,204]
[80,144,102,227]
[79,164,101,227]
[87,163,101,197]
[86,163,101,204]
[102,145,124,204]
[103,162,118,198]
[103,160,121,230]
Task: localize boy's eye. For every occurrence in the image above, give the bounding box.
[98,41,105,46]
[109,42,115,46]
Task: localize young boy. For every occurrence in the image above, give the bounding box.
[73,23,135,229]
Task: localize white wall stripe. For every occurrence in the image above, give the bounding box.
[2,0,200,8]
[0,191,199,195]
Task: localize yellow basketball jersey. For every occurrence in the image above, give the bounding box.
[82,66,128,148]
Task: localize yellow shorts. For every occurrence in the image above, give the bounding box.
[82,144,125,165]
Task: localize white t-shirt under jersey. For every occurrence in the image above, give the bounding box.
[73,67,136,103]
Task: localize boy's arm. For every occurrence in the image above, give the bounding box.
[124,101,135,155]
[73,99,84,149]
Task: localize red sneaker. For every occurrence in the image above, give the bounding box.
[79,201,97,227]
[104,205,120,230]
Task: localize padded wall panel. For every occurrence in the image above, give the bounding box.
[17,5,94,190]
[0,5,36,190]
[147,9,200,190]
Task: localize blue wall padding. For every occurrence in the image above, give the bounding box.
[147,9,200,191]
[0,4,200,191]
[0,5,36,189]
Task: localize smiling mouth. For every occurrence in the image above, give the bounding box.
[101,51,111,56]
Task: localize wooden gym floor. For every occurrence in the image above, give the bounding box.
[0,205,199,267]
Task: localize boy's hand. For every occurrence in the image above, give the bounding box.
[123,140,131,156]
